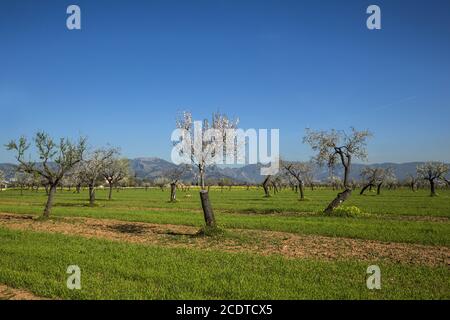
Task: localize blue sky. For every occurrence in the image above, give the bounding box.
[1,0,449,164]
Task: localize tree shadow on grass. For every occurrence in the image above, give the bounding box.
[108,224,147,235]
[0,214,34,221]
[165,230,198,237]
[55,202,105,208]
[108,223,197,237]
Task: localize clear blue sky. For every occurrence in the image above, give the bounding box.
[1,0,449,164]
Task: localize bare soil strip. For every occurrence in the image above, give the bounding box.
[0,284,45,300]
[0,212,449,267]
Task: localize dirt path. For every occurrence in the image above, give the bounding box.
[0,284,45,300]
[0,212,449,267]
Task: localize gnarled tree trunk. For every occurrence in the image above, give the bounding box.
[298,182,304,200]
[262,176,271,197]
[430,179,436,196]
[377,183,382,195]
[170,183,177,202]
[108,183,113,200]
[89,184,96,206]
[43,184,57,218]
[324,189,352,214]
[200,190,215,227]
[360,183,372,195]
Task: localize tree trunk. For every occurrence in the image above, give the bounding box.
[360,184,371,195]
[343,164,350,189]
[263,184,270,197]
[262,176,271,197]
[89,185,96,206]
[200,190,216,227]
[170,183,177,202]
[324,189,352,214]
[430,179,436,196]
[76,184,81,194]
[298,182,304,200]
[108,183,113,200]
[199,166,205,190]
[377,183,382,195]
[43,184,57,218]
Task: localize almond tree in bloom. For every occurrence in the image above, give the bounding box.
[174,111,239,228]
[360,167,395,195]
[79,147,118,206]
[417,162,449,196]
[102,157,130,200]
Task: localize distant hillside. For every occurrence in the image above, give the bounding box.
[1,159,448,184]
[0,163,18,180]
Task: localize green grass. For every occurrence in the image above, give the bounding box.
[0,227,448,300]
[2,187,450,216]
[0,188,449,246]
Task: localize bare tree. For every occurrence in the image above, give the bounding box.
[262,175,272,197]
[165,165,190,202]
[303,127,372,214]
[174,111,239,227]
[79,148,117,205]
[281,160,312,200]
[102,157,129,200]
[270,175,282,194]
[417,162,449,196]
[6,132,86,217]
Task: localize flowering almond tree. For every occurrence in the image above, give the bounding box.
[174,111,239,228]
[79,147,118,206]
[102,157,129,200]
[360,167,395,195]
[417,162,449,196]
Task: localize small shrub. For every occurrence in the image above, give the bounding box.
[325,205,367,218]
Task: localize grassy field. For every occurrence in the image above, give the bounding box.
[0,187,449,299]
[0,187,449,245]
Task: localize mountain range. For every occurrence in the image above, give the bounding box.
[1,158,446,184]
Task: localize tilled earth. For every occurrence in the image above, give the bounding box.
[0,212,448,268]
